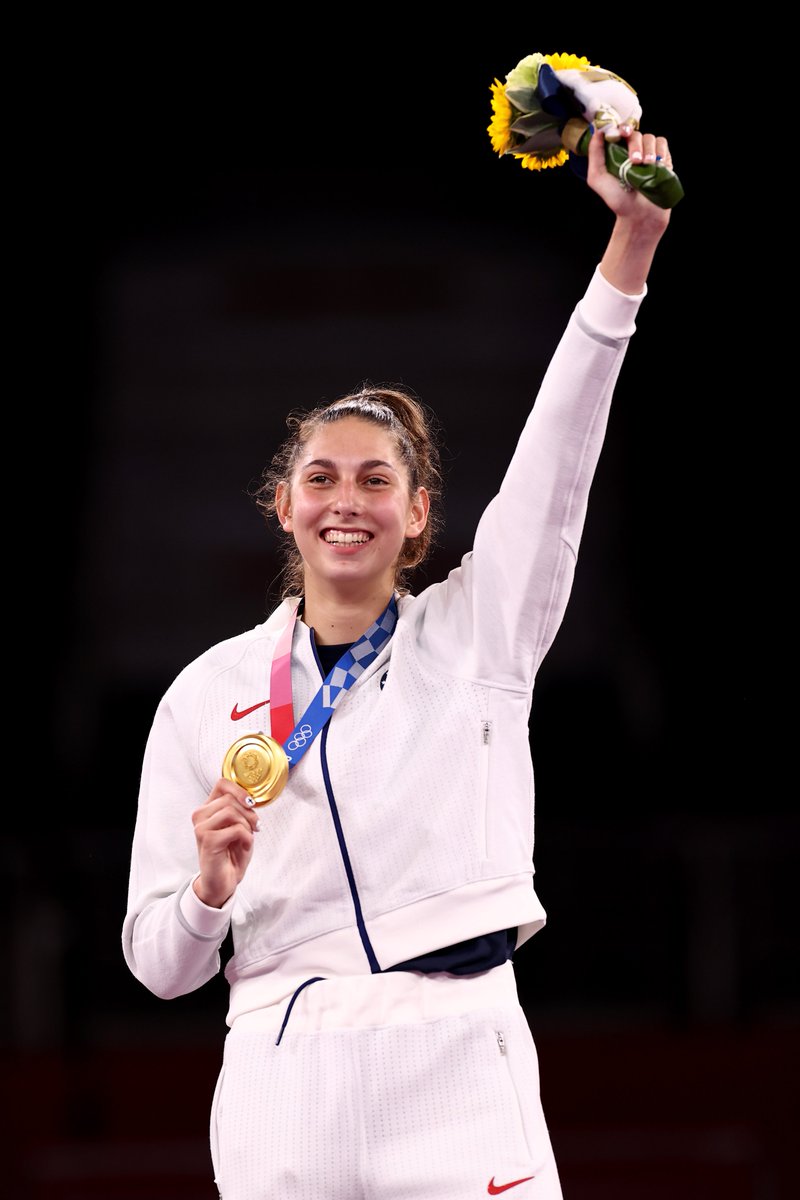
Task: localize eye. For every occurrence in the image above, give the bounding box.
[364,476,389,487]
[307,473,332,484]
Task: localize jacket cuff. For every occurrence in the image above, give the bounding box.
[179,874,235,936]
[577,265,647,339]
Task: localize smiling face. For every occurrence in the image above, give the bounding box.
[275,416,429,602]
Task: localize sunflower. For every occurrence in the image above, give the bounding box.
[487,78,513,155]
[541,52,590,73]
[514,148,570,171]
[490,51,594,171]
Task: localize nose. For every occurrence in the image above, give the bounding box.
[331,477,361,515]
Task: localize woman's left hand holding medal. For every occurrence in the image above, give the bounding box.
[191,779,260,908]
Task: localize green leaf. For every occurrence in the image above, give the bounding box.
[504,86,540,115]
[509,112,559,137]
[513,128,565,155]
[505,54,544,94]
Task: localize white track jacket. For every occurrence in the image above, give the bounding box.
[122,267,645,1024]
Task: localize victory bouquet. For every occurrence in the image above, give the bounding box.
[488,51,683,208]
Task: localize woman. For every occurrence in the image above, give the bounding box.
[123,127,673,1199]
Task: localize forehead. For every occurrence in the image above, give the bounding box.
[299,416,401,466]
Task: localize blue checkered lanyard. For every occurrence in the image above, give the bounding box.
[283,596,398,767]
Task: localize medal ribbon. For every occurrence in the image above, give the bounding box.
[269,596,398,768]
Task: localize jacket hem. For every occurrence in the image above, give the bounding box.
[225,873,546,1023]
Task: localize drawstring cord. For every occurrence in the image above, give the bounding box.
[275,977,326,1046]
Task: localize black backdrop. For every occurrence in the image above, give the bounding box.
[8,20,791,1200]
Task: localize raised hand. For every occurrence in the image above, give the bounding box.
[589,126,673,295]
[587,126,673,228]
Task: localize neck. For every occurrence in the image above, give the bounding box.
[301,579,395,645]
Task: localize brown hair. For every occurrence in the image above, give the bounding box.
[254,384,444,596]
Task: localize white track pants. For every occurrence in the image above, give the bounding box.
[211,963,562,1200]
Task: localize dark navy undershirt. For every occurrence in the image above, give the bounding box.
[315,639,517,974]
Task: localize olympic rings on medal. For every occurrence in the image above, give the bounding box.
[287,724,314,751]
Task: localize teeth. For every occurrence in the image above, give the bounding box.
[324,531,371,544]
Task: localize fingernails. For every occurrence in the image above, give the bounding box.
[644,153,656,163]
[245,796,255,808]
[630,150,642,161]
[255,818,262,832]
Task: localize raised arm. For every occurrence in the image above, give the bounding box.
[413,127,673,687]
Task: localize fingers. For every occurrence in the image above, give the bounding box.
[193,808,256,870]
[207,777,257,810]
[655,136,673,170]
[620,126,673,170]
[192,779,260,857]
[194,779,258,826]
[194,803,258,841]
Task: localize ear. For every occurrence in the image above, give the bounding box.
[275,481,293,532]
[405,487,430,540]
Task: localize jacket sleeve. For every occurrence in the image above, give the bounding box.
[415,266,646,690]
[121,684,234,999]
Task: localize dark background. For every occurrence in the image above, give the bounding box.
[7,20,790,1199]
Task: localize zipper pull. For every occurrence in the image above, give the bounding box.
[482,721,491,745]
[496,1030,506,1055]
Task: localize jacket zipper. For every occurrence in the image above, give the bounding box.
[477,717,492,858]
[312,633,381,973]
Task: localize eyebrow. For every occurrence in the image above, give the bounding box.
[303,458,397,472]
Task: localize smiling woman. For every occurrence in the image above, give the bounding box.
[258,385,443,612]
[261,392,436,644]
[122,125,673,1200]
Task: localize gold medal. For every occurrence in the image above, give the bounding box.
[221,733,289,806]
